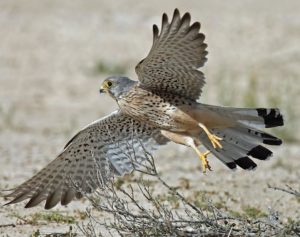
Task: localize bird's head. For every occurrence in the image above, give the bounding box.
[99,76,136,100]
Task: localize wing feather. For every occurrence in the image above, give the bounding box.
[136,9,208,100]
[4,111,168,208]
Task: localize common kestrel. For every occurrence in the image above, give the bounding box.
[4,9,283,209]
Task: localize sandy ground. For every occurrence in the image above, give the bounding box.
[0,0,299,236]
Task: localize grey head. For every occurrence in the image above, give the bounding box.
[99,76,136,100]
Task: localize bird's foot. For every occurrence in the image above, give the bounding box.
[199,151,212,173]
[198,123,223,149]
[207,133,223,149]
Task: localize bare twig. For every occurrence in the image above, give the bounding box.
[75,131,300,236]
[268,184,300,197]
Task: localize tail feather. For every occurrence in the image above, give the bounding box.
[256,108,284,128]
[215,127,282,146]
[197,104,283,170]
[205,105,284,129]
[247,145,272,160]
[201,133,257,170]
[200,126,281,170]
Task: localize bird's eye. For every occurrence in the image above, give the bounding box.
[106,81,113,87]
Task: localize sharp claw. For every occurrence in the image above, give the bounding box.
[198,123,223,150]
[199,151,212,173]
[208,134,223,149]
[214,140,222,149]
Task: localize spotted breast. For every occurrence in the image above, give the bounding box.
[118,85,199,132]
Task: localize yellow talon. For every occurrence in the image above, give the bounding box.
[198,123,223,149]
[199,151,212,173]
[187,136,213,173]
[207,134,223,149]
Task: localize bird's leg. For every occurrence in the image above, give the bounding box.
[191,146,212,173]
[198,123,223,149]
[160,130,213,173]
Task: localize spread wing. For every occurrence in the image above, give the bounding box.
[5,111,168,209]
[135,9,208,100]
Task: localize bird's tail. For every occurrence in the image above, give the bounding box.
[198,105,284,170]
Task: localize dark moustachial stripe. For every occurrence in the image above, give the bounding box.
[247,145,272,160]
[235,157,257,170]
[257,108,284,128]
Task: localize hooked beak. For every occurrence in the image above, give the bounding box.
[99,85,107,94]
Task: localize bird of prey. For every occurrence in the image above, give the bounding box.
[4,9,283,209]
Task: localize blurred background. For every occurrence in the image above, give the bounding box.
[1,0,299,142]
[0,0,299,235]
